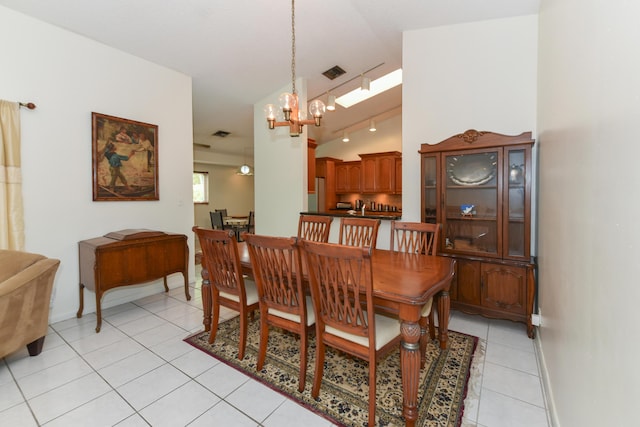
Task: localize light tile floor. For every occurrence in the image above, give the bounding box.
[0,271,551,427]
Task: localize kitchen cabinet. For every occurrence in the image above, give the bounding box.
[359,151,401,194]
[315,157,339,211]
[335,161,361,193]
[419,130,536,337]
[307,139,317,193]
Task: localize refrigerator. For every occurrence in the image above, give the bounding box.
[308,177,325,212]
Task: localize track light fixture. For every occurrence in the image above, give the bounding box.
[342,131,350,143]
[368,119,376,132]
[361,75,371,91]
[326,94,336,111]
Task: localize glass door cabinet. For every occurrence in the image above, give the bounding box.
[420,130,536,338]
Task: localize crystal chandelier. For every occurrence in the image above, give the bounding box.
[263,0,325,137]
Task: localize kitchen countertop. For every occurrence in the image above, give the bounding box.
[301,209,402,220]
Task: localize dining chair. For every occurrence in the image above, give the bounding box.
[214,208,228,218]
[209,211,228,231]
[390,220,441,368]
[234,211,254,241]
[243,234,314,392]
[193,227,259,360]
[301,240,401,426]
[297,214,332,242]
[338,217,381,248]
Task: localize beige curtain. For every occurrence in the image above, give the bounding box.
[0,100,25,250]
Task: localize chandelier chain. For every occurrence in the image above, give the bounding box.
[290,0,296,94]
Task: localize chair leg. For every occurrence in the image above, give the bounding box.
[238,309,248,360]
[311,338,325,399]
[26,336,46,356]
[298,328,308,392]
[369,359,376,426]
[257,317,269,370]
[419,315,428,369]
[208,300,221,344]
[428,308,436,340]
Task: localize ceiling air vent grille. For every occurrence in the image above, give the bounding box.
[322,65,346,80]
[212,130,231,138]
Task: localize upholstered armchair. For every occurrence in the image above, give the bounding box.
[0,250,60,359]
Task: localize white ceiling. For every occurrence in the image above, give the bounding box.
[0,0,539,159]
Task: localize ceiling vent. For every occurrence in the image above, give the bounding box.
[212,130,231,138]
[322,65,346,80]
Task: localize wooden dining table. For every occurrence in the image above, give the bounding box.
[199,241,456,427]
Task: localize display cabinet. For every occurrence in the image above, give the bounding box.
[420,130,536,337]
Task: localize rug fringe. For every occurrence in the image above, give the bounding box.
[460,338,486,426]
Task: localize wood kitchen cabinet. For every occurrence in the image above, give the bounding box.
[420,130,536,337]
[359,151,401,194]
[335,161,361,193]
[307,139,317,193]
[316,157,339,211]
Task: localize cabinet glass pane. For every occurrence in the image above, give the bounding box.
[507,149,526,257]
[423,156,437,223]
[444,152,498,255]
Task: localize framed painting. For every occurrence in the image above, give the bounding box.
[92,112,159,201]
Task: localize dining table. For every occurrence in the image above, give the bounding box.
[199,241,456,427]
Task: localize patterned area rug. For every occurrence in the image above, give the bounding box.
[184,316,478,427]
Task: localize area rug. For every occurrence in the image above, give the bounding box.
[184,316,478,427]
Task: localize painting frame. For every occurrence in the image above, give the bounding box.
[92,112,159,201]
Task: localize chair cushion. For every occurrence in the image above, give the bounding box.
[326,312,400,350]
[219,279,259,305]
[268,296,315,326]
[421,297,433,317]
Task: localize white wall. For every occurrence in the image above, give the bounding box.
[402,15,538,222]
[537,1,640,425]
[0,6,194,323]
[252,80,309,238]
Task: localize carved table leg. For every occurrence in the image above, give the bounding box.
[76,283,85,318]
[201,268,212,332]
[95,291,103,333]
[400,319,421,427]
[437,290,450,349]
[183,271,191,301]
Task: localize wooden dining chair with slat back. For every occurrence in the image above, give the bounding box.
[338,217,381,248]
[301,240,401,426]
[297,214,332,242]
[193,227,259,360]
[390,220,441,368]
[243,234,314,392]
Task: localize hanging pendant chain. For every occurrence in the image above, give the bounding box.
[290,0,296,95]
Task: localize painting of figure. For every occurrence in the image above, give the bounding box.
[92,112,159,201]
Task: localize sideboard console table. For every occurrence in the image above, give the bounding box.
[77,229,190,332]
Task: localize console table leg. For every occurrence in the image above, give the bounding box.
[76,283,84,318]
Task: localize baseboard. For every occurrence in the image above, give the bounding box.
[534,326,560,427]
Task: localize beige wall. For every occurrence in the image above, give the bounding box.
[0,6,194,322]
[193,163,255,232]
[536,1,640,425]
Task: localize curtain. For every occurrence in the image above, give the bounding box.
[0,100,25,250]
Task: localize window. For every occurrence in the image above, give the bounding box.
[193,171,209,204]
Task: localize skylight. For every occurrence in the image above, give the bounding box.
[335,69,403,108]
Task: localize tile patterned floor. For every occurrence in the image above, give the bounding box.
[0,272,551,427]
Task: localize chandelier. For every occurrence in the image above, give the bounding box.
[264,0,326,137]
